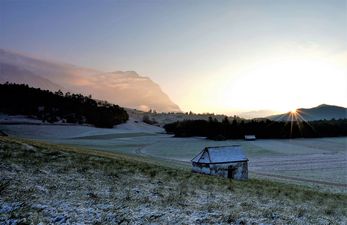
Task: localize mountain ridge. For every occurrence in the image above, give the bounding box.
[0,49,181,112]
[267,104,347,121]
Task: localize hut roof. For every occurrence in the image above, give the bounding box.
[244,135,256,140]
[191,145,248,164]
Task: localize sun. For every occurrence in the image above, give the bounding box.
[290,109,297,114]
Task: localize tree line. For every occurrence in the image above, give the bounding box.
[0,83,129,128]
[164,117,347,140]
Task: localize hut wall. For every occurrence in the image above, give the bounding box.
[234,161,248,180]
[192,163,210,174]
[192,161,248,180]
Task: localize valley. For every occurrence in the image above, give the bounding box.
[2,1,347,224]
[1,120,346,193]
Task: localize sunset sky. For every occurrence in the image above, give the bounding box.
[1,0,346,114]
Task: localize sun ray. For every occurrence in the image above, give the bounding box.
[289,111,294,137]
[295,110,318,134]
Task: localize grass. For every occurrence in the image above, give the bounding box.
[71,132,157,140]
[0,136,346,224]
[3,123,345,192]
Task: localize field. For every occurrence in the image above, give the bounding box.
[1,121,346,193]
[0,136,346,224]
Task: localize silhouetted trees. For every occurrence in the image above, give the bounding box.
[142,115,157,125]
[164,118,347,140]
[0,83,128,128]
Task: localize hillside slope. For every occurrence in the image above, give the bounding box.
[0,49,181,112]
[0,137,346,224]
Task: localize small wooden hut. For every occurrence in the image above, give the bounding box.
[244,135,256,141]
[191,145,248,180]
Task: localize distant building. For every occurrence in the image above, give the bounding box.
[244,135,256,141]
[191,145,248,180]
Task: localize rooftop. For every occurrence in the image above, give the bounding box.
[191,145,248,164]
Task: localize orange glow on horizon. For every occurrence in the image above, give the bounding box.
[290,109,297,114]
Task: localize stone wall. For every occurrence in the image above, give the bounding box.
[192,161,248,180]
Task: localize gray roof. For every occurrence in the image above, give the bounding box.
[191,145,248,164]
[244,135,256,138]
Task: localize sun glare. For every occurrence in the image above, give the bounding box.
[290,108,297,114]
[216,56,347,113]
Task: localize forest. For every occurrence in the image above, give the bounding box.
[0,83,128,128]
[164,117,347,140]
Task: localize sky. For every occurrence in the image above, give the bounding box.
[1,0,346,114]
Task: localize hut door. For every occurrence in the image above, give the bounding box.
[228,166,236,178]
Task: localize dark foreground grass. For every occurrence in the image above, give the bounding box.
[0,136,346,224]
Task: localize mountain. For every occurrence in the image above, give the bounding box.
[0,49,181,112]
[0,63,63,91]
[238,109,278,119]
[268,104,347,121]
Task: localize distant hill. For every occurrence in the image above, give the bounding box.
[268,104,347,121]
[0,49,181,112]
[238,109,278,119]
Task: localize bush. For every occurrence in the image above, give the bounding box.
[142,115,157,125]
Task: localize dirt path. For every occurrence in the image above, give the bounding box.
[134,144,191,168]
[252,171,347,188]
[250,159,347,167]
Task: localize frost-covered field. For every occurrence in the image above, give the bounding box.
[139,137,347,192]
[0,137,346,225]
[1,121,346,192]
